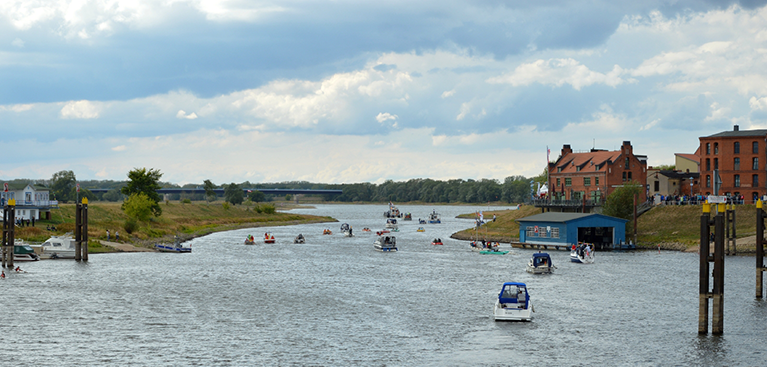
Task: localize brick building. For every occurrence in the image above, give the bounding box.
[699,125,767,202]
[547,141,648,204]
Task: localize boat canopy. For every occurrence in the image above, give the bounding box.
[340,223,350,231]
[532,252,552,267]
[498,282,529,307]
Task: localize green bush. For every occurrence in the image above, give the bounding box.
[254,205,263,214]
[124,218,139,234]
[261,204,276,214]
[182,198,192,204]
[222,202,231,210]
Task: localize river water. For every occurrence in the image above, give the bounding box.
[2,204,766,366]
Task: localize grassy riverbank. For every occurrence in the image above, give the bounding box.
[15,201,335,252]
[451,204,763,253]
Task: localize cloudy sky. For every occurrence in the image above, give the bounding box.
[2,0,767,185]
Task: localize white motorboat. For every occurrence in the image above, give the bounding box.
[340,223,354,237]
[374,235,397,252]
[570,244,595,264]
[294,234,306,244]
[493,282,533,321]
[385,218,398,231]
[32,235,77,259]
[14,240,40,261]
[428,210,441,224]
[526,252,554,274]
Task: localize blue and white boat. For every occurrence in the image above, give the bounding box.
[493,282,533,321]
[156,237,191,253]
[374,235,397,252]
[570,243,595,264]
[526,252,553,274]
[427,210,441,224]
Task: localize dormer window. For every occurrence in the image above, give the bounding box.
[576,166,581,172]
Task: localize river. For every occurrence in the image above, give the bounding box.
[2,204,766,366]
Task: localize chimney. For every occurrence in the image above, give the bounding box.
[562,144,572,156]
[621,141,632,155]
[734,125,739,131]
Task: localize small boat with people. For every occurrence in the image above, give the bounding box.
[156,236,191,253]
[264,232,276,244]
[323,229,333,235]
[294,234,306,244]
[418,219,427,224]
[526,252,554,274]
[570,243,595,263]
[341,223,354,237]
[385,218,398,230]
[428,210,441,224]
[362,228,372,232]
[384,203,403,218]
[417,227,425,232]
[376,230,390,236]
[244,235,256,245]
[403,213,412,221]
[32,234,77,259]
[493,282,533,321]
[469,239,498,252]
[374,235,398,252]
[480,248,508,255]
[431,238,443,246]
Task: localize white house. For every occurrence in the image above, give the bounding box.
[0,183,56,221]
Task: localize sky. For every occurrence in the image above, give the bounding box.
[2,0,767,185]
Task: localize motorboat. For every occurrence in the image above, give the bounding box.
[417,227,425,232]
[418,219,427,224]
[323,229,333,235]
[294,234,306,244]
[469,240,498,252]
[14,241,40,261]
[403,213,412,221]
[384,203,403,218]
[431,238,443,246]
[526,252,554,274]
[33,235,77,259]
[156,237,191,253]
[341,223,354,237]
[480,249,508,255]
[374,235,397,252]
[244,235,256,245]
[264,232,276,244]
[428,210,441,224]
[570,243,595,264]
[493,282,533,321]
[385,218,398,230]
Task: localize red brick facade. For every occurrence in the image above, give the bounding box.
[547,141,647,202]
[699,126,767,201]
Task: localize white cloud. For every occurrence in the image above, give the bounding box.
[112,145,126,151]
[487,59,627,90]
[176,110,198,119]
[60,100,99,119]
[441,90,455,98]
[375,112,397,123]
[456,102,470,121]
[0,104,33,112]
[11,38,24,47]
[705,102,731,121]
[749,96,767,111]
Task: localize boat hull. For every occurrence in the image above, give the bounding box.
[493,301,533,321]
[526,264,553,274]
[155,244,191,253]
[374,245,397,252]
[570,251,595,264]
[480,250,508,255]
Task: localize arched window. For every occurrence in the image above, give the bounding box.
[706,143,711,154]
[734,174,741,187]
[753,174,759,187]
[734,142,740,154]
[754,141,759,154]
[734,157,740,170]
[706,158,711,171]
[714,143,719,154]
[714,158,719,170]
[755,157,760,170]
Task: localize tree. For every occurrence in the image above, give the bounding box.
[248,190,265,203]
[602,181,644,220]
[50,170,77,203]
[224,183,244,205]
[203,179,217,202]
[121,168,163,217]
[103,188,124,202]
[122,193,155,221]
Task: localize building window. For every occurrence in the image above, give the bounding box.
[550,228,560,238]
[734,157,740,170]
[654,181,660,191]
[628,172,632,180]
[625,157,629,168]
[576,166,581,172]
[735,174,741,187]
[706,175,711,188]
[595,177,599,186]
[714,158,719,170]
[584,177,591,186]
[706,159,710,171]
[754,141,759,154]
[753,174,759,187]
[706,143,711,154]
[526,226,537,237]
[557,167,562,173]
[734,142,740,154]
[622,172,626,181]
[565,178,572,186]
[556,178,561,187]
[714,143,719,154]
[755,157,760,170]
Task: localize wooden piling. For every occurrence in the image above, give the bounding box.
[74,198,89,262]
[2,200,15,269]
[699,202,711,334]
[757,200,766,298]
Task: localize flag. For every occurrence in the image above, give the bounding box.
[547,146,550,162]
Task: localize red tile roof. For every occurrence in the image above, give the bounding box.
[554,150,621,174]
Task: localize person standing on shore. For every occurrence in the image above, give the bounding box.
[116,231,119,241]
[107,229,110,240]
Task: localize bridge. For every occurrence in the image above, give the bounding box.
[88,188,342,195]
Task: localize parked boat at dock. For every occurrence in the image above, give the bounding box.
[493,282,533,321]
[32,235,77,259]
[156,237,191,253]
[14,241,40,261]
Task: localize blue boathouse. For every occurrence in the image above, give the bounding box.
[517,212,628,251]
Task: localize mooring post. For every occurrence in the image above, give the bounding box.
[712,203,726,335]
[699,202,711,334]
[3,200,15,269]
[725,203,736,255]
[74,198,89,262]
[758,200,764,297]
